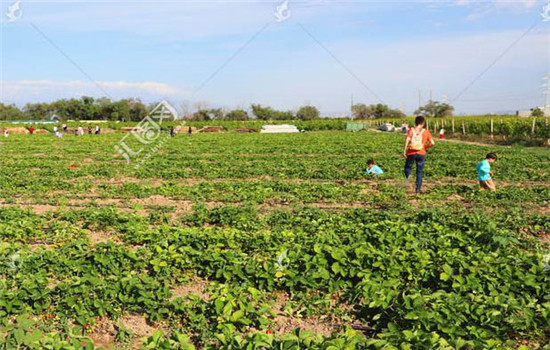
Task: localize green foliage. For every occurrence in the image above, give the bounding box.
[531,108,545,118]
[224,109,249,121]
[352,103,405,119]
[296,105,320,120]
[0,131,548,349]
[251,104,294,120]
[415,100,455,118]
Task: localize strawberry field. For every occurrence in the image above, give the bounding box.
[0,131,549,349]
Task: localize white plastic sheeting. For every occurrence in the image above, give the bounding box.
[260,125,300,134]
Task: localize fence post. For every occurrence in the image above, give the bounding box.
[490,119,494,139]
[531,118,536,137]
[462,121,466,135]
[452,119,455,133]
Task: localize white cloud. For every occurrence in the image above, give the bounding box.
[456,0,539,8]
[1,80,185,104]
[455,0,542,20]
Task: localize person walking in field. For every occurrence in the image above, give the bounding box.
[28,125,35,135]
[439,127,445,140]
[403,116,435,194]
[187,127,192,137]
[4,130,9,138]
[88,126,92,134]
[477,153,497,191]
[53,126,58,136]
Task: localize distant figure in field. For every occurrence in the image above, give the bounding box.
[477,153,498,191]
[77,127,84,136]
[403,116,435,194]
[4,130,9,138]
[365,159,384,177]
[28,126,35,135]
[57,133,63,138]
[401,123,409,134]
[53,126,58,136]
[62,124,67,132]
[439,127,445,140]
[187,127,192,137]
[170,126,176,137]
[95,126,101,135]
[88,126,93,134]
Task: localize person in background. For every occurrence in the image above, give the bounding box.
[476,153,498,191]
[366,159,384,177]
[4,130,9,138]
[170,126,176,137]
[187,127,192,136]
[439,127,445,140]
[401,123,409,134]
[95,126,101,135]
[53,126,58,136]
[403,116,435,194]
[77,126,84,136]
[88,126,92,134]
[62,124,67,132]
[28,125,35,135]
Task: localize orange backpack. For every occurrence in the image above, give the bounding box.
[410,129,425,151]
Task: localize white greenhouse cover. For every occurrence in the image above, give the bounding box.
[260,125,300,134]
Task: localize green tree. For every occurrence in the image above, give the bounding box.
[225,109,249,120]
[415,100,454,118]
[352,103,404,119]
[530,107,544,118]
[352,104,372,119]
[189,109,210,121]
[126,98,149,121]
[208,108,224,120]
[296,105,320,120]
[0,103,24,120]
[251,104,276,120]
[251,104,294,120]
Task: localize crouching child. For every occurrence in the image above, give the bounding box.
[476,153,497,191]
[366,159,384,177]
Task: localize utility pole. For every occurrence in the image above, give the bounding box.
[350,94,354,118]
[418,90,422,109]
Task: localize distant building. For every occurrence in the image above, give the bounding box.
[517,106,550,117]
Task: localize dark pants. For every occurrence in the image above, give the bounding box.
[404,154,426,193]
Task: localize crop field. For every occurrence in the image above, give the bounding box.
[0,131,549,349]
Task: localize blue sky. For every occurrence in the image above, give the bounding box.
[1,0,549,115]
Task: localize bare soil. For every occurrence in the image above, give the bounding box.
[169,277,210,300]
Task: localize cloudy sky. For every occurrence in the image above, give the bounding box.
[1,0,549,115]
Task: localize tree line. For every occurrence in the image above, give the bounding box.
[0,96,455,121]
[352,101,454,119]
